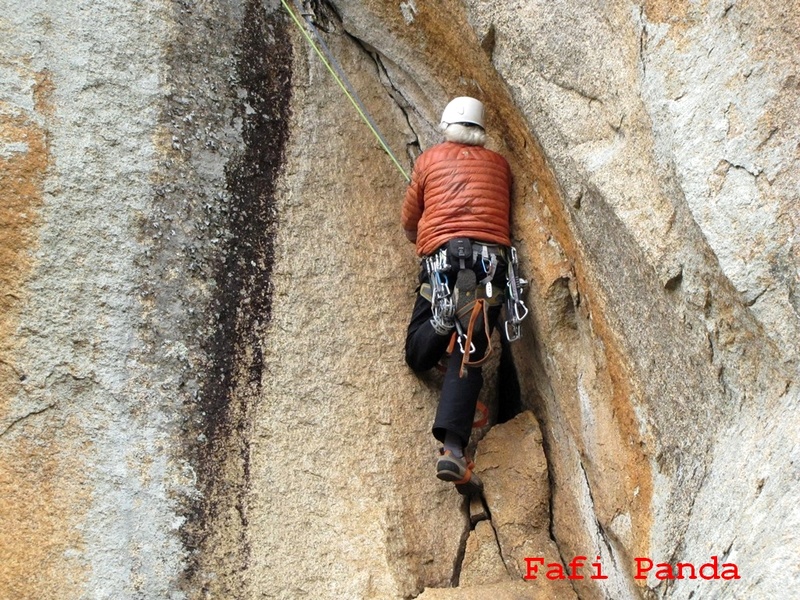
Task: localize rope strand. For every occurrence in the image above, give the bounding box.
[281,0,411,182]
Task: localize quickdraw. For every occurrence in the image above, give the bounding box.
[424,251,455,335]
[503,247,529,342]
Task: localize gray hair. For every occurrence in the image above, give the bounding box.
[440,123,487,146]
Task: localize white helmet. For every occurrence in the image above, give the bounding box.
[440,96,485,129]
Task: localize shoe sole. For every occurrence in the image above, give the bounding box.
[436,469,464,482]
[436,459,465,482]
[455,480,483,496]
[437,460,484,495]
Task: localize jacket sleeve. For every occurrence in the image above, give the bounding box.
[506,160,514,228]
[401,162,424,240]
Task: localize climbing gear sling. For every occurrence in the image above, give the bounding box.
[281,0,411,183]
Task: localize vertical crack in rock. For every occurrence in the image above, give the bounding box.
[658,463,711,594]
[576,459,643,600]
[548,469,582,600]
[576,461,609,562]
[365,49,422,160]
[496,339,523,425]
[452,496,512,588]
[181,1,292,594]
[318,0,422,162]
[450,499,472,587]
[481,500,514,578]
[532,401,584,598]
[596,520,622,588]
[637,6,648,78]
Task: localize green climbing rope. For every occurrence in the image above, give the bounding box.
[281,0,411,182]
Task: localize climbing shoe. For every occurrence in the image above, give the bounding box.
[436,449,483,496]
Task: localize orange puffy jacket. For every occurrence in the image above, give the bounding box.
[401,141,512,256]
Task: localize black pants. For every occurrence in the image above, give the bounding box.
[404,263,504,449]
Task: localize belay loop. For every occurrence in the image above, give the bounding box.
[455,297,493,378]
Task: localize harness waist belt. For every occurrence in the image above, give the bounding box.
[419,282,504,307]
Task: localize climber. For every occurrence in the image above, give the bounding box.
[402,96,513,496]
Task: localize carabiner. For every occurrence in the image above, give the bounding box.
[457,334,477,356]
[504,319,521,342]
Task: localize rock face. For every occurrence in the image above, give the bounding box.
[0,1,797,599]
[471,412,560,581]
[458,412,578,598]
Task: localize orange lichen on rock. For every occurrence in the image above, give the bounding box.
[0,422,89,600]
[0,107,48,411]
[0,71,88,600]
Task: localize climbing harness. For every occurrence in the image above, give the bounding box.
[280,0,410,182]
[422,239,529,377]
